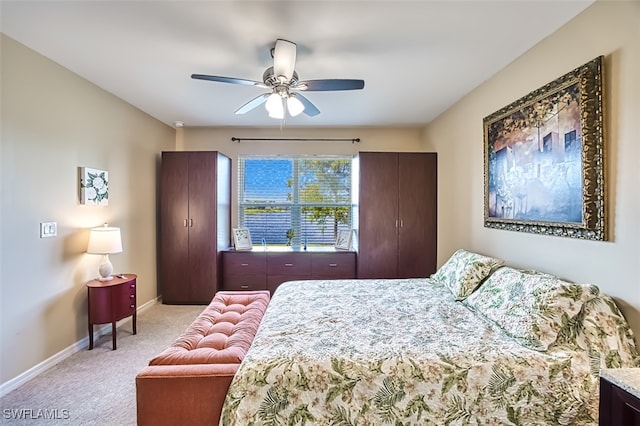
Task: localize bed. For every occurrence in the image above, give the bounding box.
[220,250,640,425]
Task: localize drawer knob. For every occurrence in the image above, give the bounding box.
[240,263,249,267]
[329,263,338,267]
[130,294,135,298]
[130,284,135,288]
[241,285,249,289]
[130,304,135,308]
[284,263,293,267]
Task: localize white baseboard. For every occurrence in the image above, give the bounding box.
[0,296,160,398]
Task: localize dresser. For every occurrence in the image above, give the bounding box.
[599,368,640,425]
[87,273,137,350]
[222,248,356,294]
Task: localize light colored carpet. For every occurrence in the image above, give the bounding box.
[0,303,205,425]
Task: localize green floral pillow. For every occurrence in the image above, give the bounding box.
[431,249,504,300]
[464,266,600,351]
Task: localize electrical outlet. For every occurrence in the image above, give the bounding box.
[40,222,57,238]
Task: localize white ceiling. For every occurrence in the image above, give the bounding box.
[1,1,594,128]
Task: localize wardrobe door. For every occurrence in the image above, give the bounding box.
[160,152,190,304]
[187,152,219,303]
[358,152,399,278]
[160,151,230,304]
[398,153,437,278]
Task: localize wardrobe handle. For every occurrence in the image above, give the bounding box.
[189,219,193,227]
[400,220,404,228]
[395,219,398,228]
[183,219,188,227]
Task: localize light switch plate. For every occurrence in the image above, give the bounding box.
[40,222,57,238]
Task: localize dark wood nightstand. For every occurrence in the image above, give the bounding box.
[87,273,137,350]
[599,368,640,425]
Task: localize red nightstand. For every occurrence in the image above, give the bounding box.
[87,274,137,350]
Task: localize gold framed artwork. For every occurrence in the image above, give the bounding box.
[483,56,606,241]
[232,228,253,250]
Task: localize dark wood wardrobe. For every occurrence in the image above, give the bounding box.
[357,152,437,279]
[159,151,231,304]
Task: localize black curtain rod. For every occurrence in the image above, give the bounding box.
[231,137,360,143]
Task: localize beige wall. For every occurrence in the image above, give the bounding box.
[0,35,174,386]
[424,1,640,336]
[182,126,425,227]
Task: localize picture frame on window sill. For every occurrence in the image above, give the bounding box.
[335,229,353,250]
[232,228,252,250]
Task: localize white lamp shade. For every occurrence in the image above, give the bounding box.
[265,93,284,119]
[87,226,123,254]
[287,95,305,117]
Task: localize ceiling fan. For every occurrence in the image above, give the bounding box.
[191,39,365,119]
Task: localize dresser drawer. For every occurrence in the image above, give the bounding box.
[223,275,268,291]
[222,251,267,276]
[267,253,311,276]
[112,280,136,320]
[311,252,356,278]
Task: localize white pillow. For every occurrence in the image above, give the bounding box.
[431,249,503,300]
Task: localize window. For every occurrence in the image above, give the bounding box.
[238,156,353,248]
[542,133,553,152]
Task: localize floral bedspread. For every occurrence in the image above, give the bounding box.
[220,278,639,425]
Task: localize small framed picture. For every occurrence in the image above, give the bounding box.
[335,229,353,250]
[79,167,109,205]
[232,228,252,250]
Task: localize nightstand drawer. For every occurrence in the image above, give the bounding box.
[112,279,136,319]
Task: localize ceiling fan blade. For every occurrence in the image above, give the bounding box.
[291,93,320,117]
[191,74,267,88]
[296,79,365,91]
[235,93,270,114]
[273,39,297,82]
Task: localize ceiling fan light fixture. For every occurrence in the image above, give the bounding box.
[265,93,285,119]
[287,95,305,117]
[268,108,285,120]
[265,92,281,112]
[191,38,364,119]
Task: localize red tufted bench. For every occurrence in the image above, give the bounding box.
[135,290,270,426]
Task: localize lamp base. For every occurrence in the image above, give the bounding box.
[97,254,114,281]
[97,276,114,282]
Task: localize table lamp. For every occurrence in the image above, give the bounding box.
[87,224,123,281]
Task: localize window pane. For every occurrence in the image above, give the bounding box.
[242,159,292,203]
[239,155,352,247]
[241,206,292,246]
[301,207,351,246]
[299,158,351,204]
